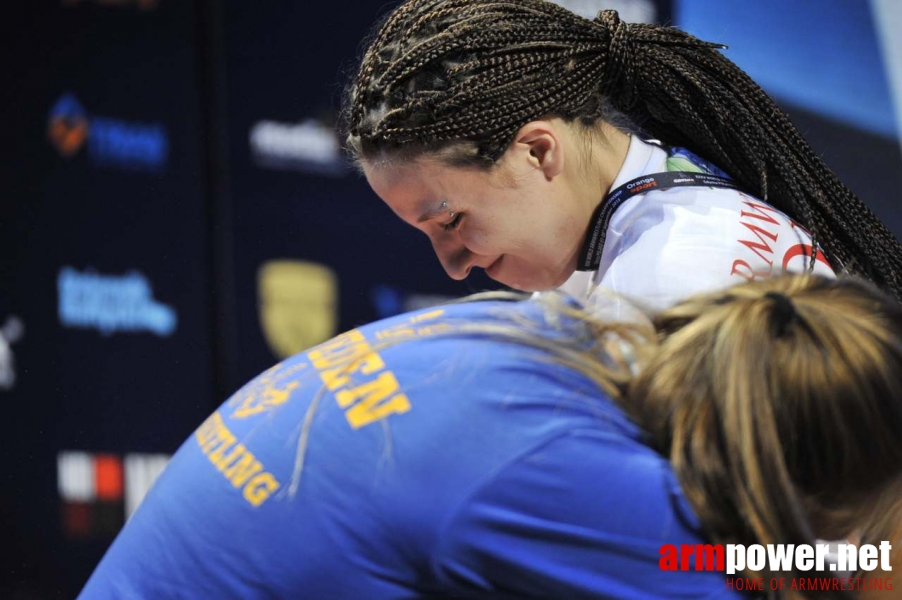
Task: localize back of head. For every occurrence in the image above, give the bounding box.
[630,275,902,593]
[345,0,715,166]
[344,0,902,299]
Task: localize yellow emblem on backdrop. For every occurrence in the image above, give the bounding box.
[258,260,338,359]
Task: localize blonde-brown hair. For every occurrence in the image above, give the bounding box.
[630,275,902,596]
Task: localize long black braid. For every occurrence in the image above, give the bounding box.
[344,0,902,300]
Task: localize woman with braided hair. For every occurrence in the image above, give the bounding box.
[346,0,902,310]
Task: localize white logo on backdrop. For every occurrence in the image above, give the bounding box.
[249,119,348,176]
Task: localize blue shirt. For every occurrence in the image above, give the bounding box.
[79,299,740,599]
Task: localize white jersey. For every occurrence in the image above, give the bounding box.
[559,136,834,314]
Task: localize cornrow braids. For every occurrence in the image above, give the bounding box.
[344,0,902,300]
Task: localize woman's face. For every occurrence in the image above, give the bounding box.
[362,148,588,292]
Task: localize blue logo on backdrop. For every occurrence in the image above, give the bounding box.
[371,285,456,319]
[48,93,168,171]
[58,267,177,336]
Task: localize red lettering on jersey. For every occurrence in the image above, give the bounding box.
[782,244,831,270]
[731,259,773,282]
[739,222,778,265]
[740,201,781,225]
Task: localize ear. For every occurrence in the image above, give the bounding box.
[512,121,564,180]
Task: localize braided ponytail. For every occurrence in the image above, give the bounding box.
[344,0,902,300]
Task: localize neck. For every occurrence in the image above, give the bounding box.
[596,126,631,200]
[558,125,631,277]
[573,126,631,222]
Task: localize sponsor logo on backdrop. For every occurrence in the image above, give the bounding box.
[123,453,170,517]
[550,0,655,23]
[62,0,159,11]
[48,93,168,170]
[57,266,177,336]
[47,95,89,157]
[57,451,170,537]
[258,260,338,359]
[249,119,348,176]
[0,316,24,391]
[371,285,457,319]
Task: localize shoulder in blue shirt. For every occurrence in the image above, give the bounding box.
[79,298,740,599]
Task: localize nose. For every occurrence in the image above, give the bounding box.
[431,237,475,281]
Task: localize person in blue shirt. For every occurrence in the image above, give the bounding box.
[79,275,902,599]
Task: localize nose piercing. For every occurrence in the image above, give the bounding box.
[441,201,455,218]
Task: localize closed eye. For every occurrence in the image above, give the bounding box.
[442,212,463,232]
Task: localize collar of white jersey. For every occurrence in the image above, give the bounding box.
[556,137,669,302]
[574,137,666,301]
[607,135,668,192]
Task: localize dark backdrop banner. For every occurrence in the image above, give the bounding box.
[0,1,213,597]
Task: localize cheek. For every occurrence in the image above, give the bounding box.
[515,189,572,250]
[460,186,578,258]
[519,210,573,258]
[461,213,543,256]
[458,215,506,253]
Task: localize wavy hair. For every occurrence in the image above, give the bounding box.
[631,275,902,597]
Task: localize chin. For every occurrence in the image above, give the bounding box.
[523,271,574,292]
[519,281,557,293]
[489,261,571,292]
[495,274,558,293]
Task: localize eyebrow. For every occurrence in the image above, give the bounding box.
[417,202,446,223]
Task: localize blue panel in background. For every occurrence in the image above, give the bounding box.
[675,0,898,139]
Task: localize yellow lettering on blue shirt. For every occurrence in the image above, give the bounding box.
[410,309,445,323]
[228,361,307,420]
[194,411,281,507]
[309,329,411,429]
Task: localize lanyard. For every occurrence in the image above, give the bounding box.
[576,171,739,271]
